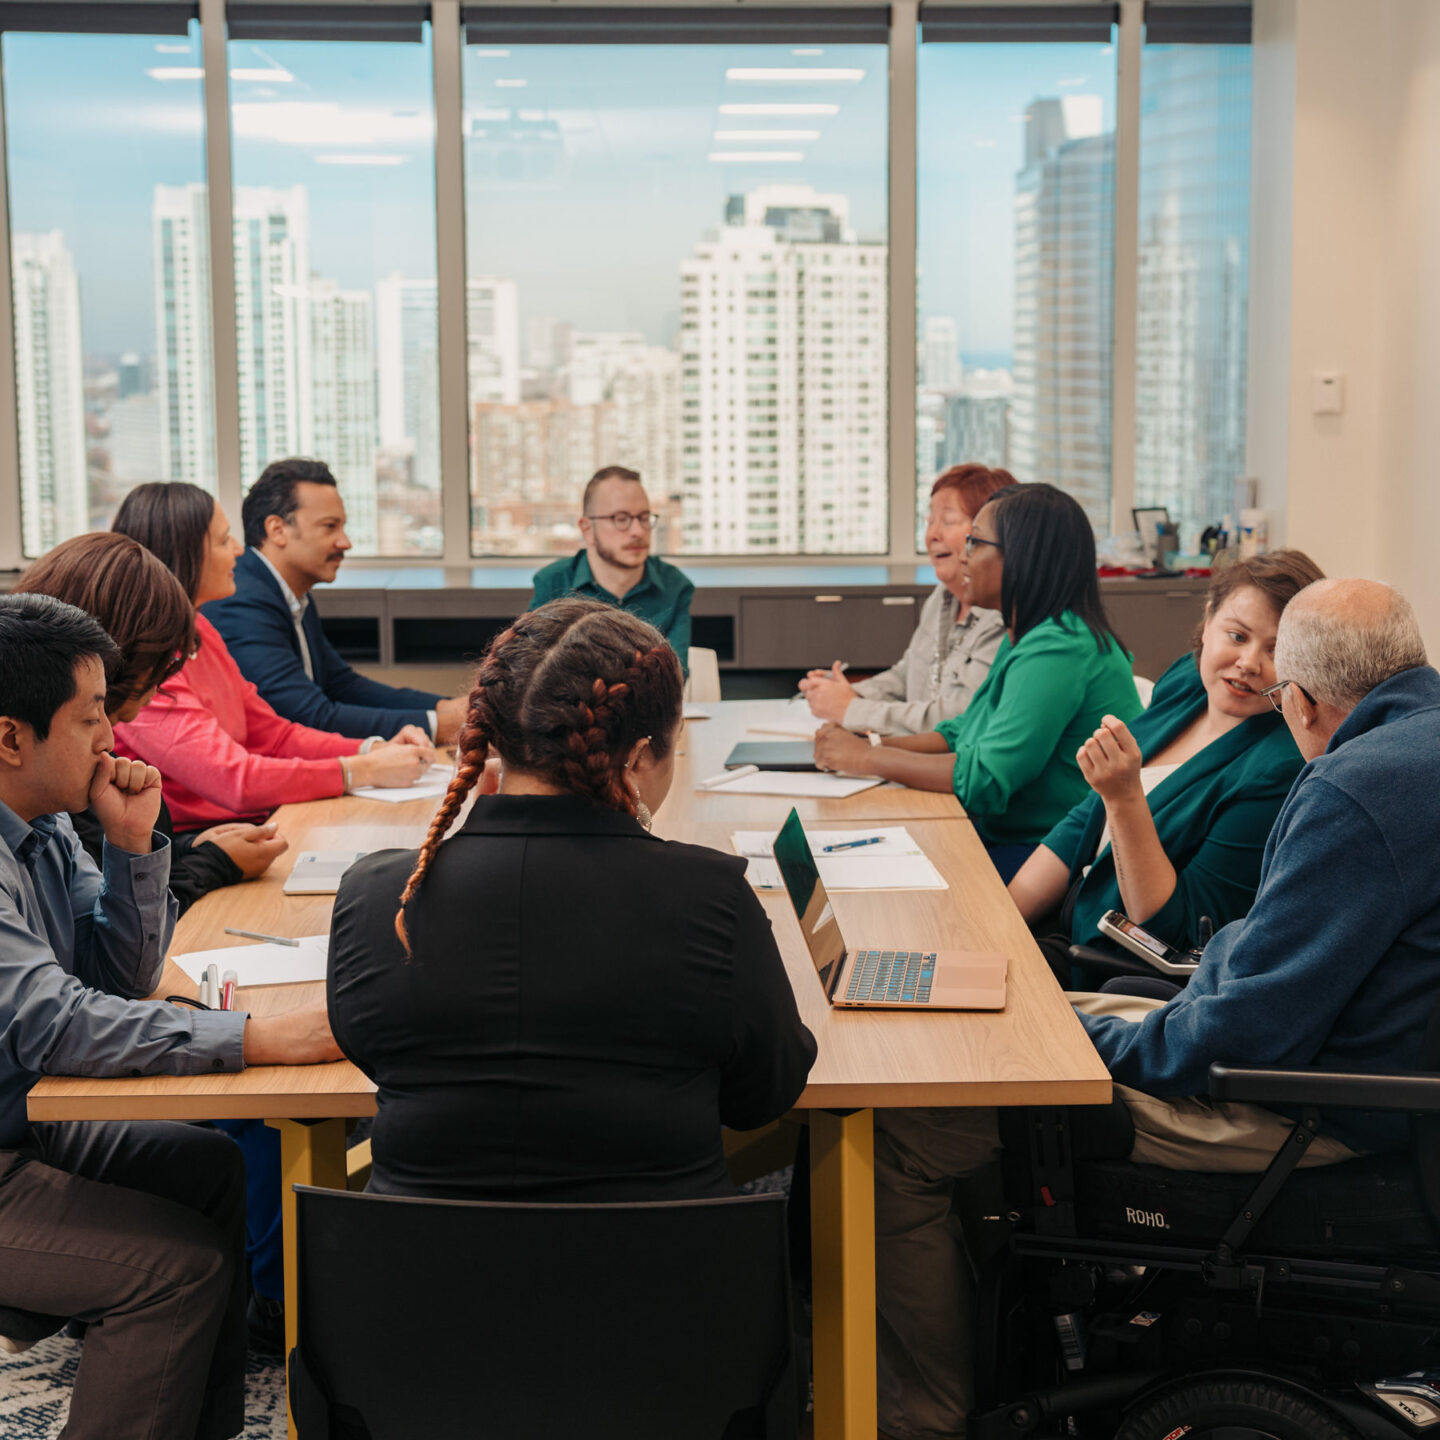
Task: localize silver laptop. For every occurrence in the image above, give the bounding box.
[771,809,1008,1011]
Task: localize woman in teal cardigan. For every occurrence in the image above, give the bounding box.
[1008,549,1326,965]
[815,484,1141,880]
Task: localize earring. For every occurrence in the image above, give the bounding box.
[635,798,653,832]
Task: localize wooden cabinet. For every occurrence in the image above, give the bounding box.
[1101,580,1209,679]
[741,592,920,669]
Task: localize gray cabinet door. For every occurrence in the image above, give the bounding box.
[741,594,919,669]
[1102,587,1207,680]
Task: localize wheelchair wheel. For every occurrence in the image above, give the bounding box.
[1116,1374,1360,1440]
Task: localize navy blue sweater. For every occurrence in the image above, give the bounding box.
[1080,665,1440,1153]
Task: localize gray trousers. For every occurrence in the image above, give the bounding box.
[0,1120,248,1440]
[875,994,1360,1440]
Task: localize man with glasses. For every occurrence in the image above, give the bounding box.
[529,466,694,674]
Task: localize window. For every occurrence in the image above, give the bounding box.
[4,23,212,555]
[228,24,441,556]
[917,22,1117,545]
[462,33,889,557]
[1133,24,1252,548]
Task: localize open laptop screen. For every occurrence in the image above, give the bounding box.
[772,808,846,994]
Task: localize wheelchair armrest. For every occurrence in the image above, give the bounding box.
[1067,944,1160,981]
[1209,1062,1440,1113]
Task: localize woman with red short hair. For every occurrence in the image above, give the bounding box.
[799,463,1012,735]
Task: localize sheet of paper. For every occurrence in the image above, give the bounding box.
[698,770,883,799]
[349,762,456,804]
[731,827,948,892]
[175,935,330,988]
[746,714,823,738]
[682,704,712,720]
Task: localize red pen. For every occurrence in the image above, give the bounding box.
[220,970,237,1012]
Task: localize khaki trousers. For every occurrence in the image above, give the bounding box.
[874,994,1359,1440]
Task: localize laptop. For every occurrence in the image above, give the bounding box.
[771,809,1008,1011]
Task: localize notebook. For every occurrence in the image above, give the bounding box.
[283,851,368,895]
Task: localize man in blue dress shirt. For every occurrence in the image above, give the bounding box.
[529,466,694,675]
[204,458,467,743]
[0,595,339,1439]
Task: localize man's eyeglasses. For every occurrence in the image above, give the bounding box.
[1261,678,1317,713]
[586,511,657,532]
[963,534,1002,557]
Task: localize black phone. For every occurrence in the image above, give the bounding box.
[1097,911,1202,977]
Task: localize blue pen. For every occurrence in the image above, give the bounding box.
[822,835,884,853]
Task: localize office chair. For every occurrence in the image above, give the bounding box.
[288,1186,798,1440]
[971,1023,1440,1439]
[686,645,723,703]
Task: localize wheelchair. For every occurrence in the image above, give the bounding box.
[969,1050,1440,1440]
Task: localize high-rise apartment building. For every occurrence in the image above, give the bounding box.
[941,391,1012,472]
[467,276,521,407]
[680,185,888,554]
[1011,97,1115,532]
[1134,43,1251,542]
[232,185,311,482]
[922,315,962,392]
[311,278,378,551]
[153,182,215,488]
[13,231,88,554]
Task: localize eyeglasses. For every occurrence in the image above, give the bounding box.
[1261,678,1317,713]
[586,511,657,532]
[963,533,1002,557]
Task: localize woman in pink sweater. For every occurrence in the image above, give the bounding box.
[113,482,431,830]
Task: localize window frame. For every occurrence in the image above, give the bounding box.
[0,0,1251,573]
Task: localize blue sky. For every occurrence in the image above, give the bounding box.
[3,27,1114,364]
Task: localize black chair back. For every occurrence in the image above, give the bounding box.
[289,1186,797,1440]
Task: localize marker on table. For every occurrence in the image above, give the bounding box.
[201,963,220,1010]
[220,970,237,1012]
[697,764,759,790]
[822,835,885,853]
[224,927,300,947]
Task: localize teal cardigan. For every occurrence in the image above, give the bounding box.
[1042,651,1305,952]
[935,613,1142,848]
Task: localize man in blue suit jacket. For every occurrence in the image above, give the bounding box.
[203,459,465,743]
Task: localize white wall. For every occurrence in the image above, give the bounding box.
[1252,0,1440,648]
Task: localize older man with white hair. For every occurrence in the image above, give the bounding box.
[872,578,1440,1440]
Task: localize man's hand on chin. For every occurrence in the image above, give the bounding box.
[89,754,163,855]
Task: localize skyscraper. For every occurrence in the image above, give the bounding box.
[13,230,87,554]
[232,185,311,482]
[153,182,216,489]
[679,185,888,554]
[311,278,378,551]
[1011,97,1115,531]
[922,315,962,392]
[376,272,441,490]
[467,276,521,407]
[1134,43,1251,542]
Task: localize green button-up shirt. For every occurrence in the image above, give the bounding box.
[529,550,695,675]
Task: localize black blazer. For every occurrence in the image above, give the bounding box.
[328,793,817,1202]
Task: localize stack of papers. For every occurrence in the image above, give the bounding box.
[350,762,456,804]
[732,827,948,892]
[175,935,330,988]
[698,769,883,799]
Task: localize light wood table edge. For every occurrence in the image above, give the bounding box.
[797,1078,1112,1110]
[25,1089,376,1123]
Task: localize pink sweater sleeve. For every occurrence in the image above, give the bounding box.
[114,648,356,817]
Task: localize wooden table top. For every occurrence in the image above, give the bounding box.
[29,703,1106,1123]
[675,700,966,824]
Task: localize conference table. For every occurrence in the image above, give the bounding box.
[29,698,1109,1440]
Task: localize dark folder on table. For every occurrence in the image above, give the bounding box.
[723,741,818,773]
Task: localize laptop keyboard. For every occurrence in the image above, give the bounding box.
[845,950,938,1004]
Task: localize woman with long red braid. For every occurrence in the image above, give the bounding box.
[328,599,817,1202]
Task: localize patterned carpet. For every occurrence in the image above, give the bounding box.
[0,1341,287,1438]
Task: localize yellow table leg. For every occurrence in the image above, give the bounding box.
[267,1117,347,1440]
[810,1108,876,1440]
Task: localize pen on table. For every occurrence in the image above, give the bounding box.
[697,764,759,790]
[822,835,885,853]
[224,927,300,947]
[220,970,237,1012]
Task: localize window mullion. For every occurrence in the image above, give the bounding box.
[433,0,471,570]
[0,52,19,571]
[888,0,919,565]
[200,0,242,519]
[1110,0,1142,537]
